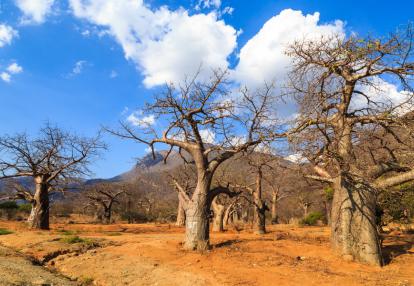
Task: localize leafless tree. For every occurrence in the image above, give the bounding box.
[286,26,414,265]
[0,124,104,229]
[84,182,126,224]
[108,70,277,250]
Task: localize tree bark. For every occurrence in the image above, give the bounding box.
[176,196,186,227]
[103,207,111,224]
[331,174,383,266]
[253,170,266,234]
[271,191,278,224]
[211,197,225,232]
[27,177,50,230]
[183,174,211,251]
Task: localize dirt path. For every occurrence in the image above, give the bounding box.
[0,245,76,286]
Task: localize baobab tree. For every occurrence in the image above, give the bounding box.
[84,182,126,224]
[109,70,276,250]
[287,26,414,265]
[0,124,103,229]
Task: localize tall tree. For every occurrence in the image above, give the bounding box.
[0,124,104,229]
[287,26,414,265]
[109,70,276,250]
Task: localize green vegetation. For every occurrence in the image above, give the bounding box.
[0,228,13,235]
[378,184,414,224]
[324,187,334,201]
[0,201,18,209]
[57,229,76,236]
[300,211,324,226]
[60,235,98,247]
[18,203,32,213]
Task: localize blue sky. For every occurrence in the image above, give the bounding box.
[0,0,413,178]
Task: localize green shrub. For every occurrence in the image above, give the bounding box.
[0,228,13,235]
[300,211,324,226]
[18,203,32,213]
[60,236,97,247]
[324,187,334,201]
[0,201,18,209]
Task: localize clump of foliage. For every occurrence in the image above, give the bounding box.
[300,211,324,226]
[0,228,13,235]
[324,187,334,201]
[60,235,95,246]
[0,201,18,209]
[18,203,32,213]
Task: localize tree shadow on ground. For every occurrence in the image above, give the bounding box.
[382,233,414,265]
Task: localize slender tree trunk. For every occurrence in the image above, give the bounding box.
[331,174,383,266]
[324,201,331,225]
[176,197,186,227]
[223,202,235,229]
[212,197,225,232]
[27,178,49,230]
[253,170,266,234]
[271,191,278,224]
[183,175,212,251]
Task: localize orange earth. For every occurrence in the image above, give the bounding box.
[0,220,413,286]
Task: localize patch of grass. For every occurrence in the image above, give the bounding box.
[57,229,76,236]
[0,228,13,235]
[60,235,98,247]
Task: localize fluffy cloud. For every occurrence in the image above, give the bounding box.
[1,63,23,83]
[0,72,11,83]
[7,63,23,74]
[69,0,237,87]
[233,9,344,87]
[0,24,18,47]
[15,0,55,24]
[351,77,413,115]
[127,112,156,127]
[199,129,216,144]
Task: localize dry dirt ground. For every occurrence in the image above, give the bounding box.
[0,220,413,286]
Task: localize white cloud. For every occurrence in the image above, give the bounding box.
[195,0,221,10]
[199,129,216,144]
[222,6,234,15]
[69,0,237,88]
[0,24,18,47]
[127,112,156,127]
[351,77,414,115]
[15,0,55,24]
[71,60,87,75]
[0,72,11,82]
[7,63,23,74]
[233,9,344,87]
[284,153,308,164]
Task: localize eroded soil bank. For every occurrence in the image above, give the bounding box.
[0,221,413,286]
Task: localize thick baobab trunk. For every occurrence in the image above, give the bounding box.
[271,191,278,224]
[27,178,49,230]
[331,174,383,266]
[211,197,225,232]
[253,170,266,234]
[183,176,211,251]
[176,197,186,227]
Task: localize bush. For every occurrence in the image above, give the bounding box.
[18,203,32,213]
[300,211,324,226]
[0,228,13,235]
[0,201,18,209]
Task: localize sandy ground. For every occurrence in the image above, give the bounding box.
[0,221,413,286]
